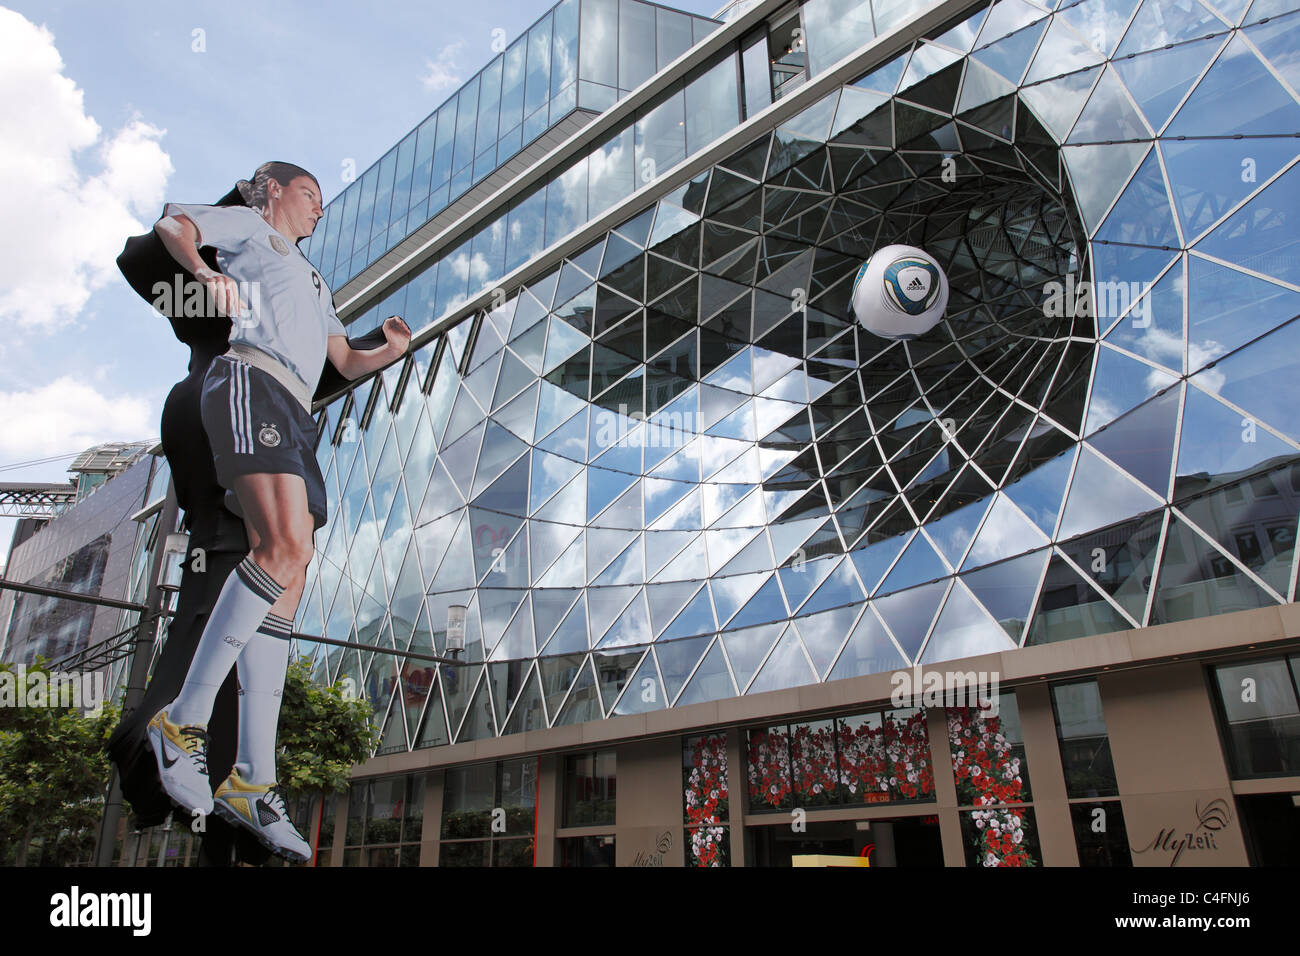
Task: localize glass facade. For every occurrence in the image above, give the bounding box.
[288,0,1300,763]
[307,0,720,292]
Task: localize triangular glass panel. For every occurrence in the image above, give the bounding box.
[593,648,649,714]
[871,580,949,662]
[553,656,603,726]
[800,556,867,615]
[503,666,548,735]
[746,627,815,695]
[1195,162,1300,288]
[1163,137,1297,243]
[1116,0,1228,56]
[1094,149,1179,251]
[659,583,717,640]
[1064,141,1151,236]
[1178,460,1296,597]
[1005,446,1077,537]
[1019,66,1099,142]
[540,594,590,655]
[1085,346,1178,435]
[1188,257,1300,369]
[793,604,860,677]
[1059,510,1165,623]
[719,622,784,690]
[415,674,451,748]
[1167,34,1300,138]
[920,580,1017,664]
[924,497,992,568]
[1189,319,1300,443]
[539,653,585,721]
[611,650,666,715]
[1245,11,1300,90]
[1087,387,1180,495]
[1058,445,1164,539]
[828,605,906,680]
[1103,258,1185,371]
[878,532,949,595]
[595,591,652,648]
[1174,383,1296,500]
[676,638,738,706]
[656,635,715,703]
[961,548,1050,644]
[1150,513,1279,624]
[726,576,789,630]
[1025,17,1106,84]
[492,380,540,443]
[1026,554,1133,644]
[1112,35,1222,132]
[972,18,1048,85]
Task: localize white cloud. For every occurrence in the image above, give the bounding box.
[0,7,172,332]
[0,376,154,466]
[420,41,464,94]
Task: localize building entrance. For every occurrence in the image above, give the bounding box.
[746,816,943,866]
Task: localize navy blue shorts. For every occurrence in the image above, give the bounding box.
[199,355,327,531]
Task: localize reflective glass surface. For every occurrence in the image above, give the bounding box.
[297,0,1300,751]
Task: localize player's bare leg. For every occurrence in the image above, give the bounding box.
[208,471,316,861]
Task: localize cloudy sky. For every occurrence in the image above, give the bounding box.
[0,0,719,565]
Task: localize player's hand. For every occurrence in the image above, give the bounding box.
[195,266,248,319]
[382,315,411,354]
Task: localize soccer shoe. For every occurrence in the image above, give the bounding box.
[212,771,312,864]
[146,709,214,816]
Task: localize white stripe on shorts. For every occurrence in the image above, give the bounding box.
[242,363,253,454]
[227,358,242,454]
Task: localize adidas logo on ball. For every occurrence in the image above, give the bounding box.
[850,244,949,341]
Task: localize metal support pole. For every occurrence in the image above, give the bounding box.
[94,482,179,866]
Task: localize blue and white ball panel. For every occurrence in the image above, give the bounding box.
[850,244,949,341]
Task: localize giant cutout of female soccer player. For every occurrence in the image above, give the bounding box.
[143,162,410,862]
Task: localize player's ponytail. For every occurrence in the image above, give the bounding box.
[237,162,320,211]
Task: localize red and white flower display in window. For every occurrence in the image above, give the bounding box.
[949,706,1036,866]
[834,711,935,803]
[684,734,729,867]
[790,722,839,804]
[746,727,792,809]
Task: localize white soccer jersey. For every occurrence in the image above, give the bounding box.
[163,202,346,393]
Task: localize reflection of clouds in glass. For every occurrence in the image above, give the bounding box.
[966,495,1045,567]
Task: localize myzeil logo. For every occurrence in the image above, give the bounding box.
[0,665,106,715]
[49,887,151,936]
[889,666,1000,715]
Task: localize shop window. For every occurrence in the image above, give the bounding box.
[950,692,1040,866]
[747,708,936,815]
[563,750,616,826]
[1210,655,1300,778]
[1051,679,1119,797]
[342,773,425,866]
[559,834,616,867]
[684,732,730,867]
[1069,801,1132,867]
[440,758,537,866]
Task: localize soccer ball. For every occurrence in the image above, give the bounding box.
[849,244,949,340]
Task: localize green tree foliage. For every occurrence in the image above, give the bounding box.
[275,656,377,800]
[0,659,120,866]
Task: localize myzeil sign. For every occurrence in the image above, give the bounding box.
[1131,799,1232,866]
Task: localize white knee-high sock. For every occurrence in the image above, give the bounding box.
[168,556,286,726]
[234,612,293,785]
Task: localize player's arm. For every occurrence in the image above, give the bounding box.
[327,315,412,380]
[154,212,245,317]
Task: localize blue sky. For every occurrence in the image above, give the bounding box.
[0,0,720,563]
